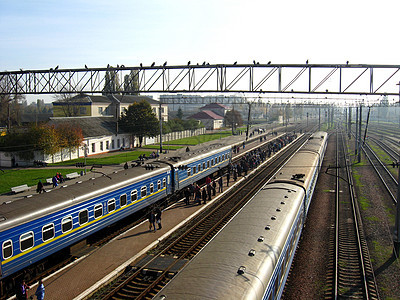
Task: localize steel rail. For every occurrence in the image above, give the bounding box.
[96,134,311,300]
[362,143,397,203]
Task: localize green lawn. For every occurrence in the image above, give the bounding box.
[0,128,245,195]
[50,150,152,166]
[0,169,85,195]
[162,131,235,145]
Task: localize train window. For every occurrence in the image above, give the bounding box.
[198,164,201,171]
[2,240,13,260]
[150,183,154,194]
[131,190,138,201]
[42,223,55,242]
[207,161,210,168]
[120,194,127,207]
[211,159,214,166]
[157,180,161,190]
[163,178,167,187]
[193,166,196,174]
[141,186,147,198]
[94,204,103,219]
[187,168,191,177]
[62,216,73,233]
[20,232,34,252]
[108,199,116,213]
[79,210,89,225]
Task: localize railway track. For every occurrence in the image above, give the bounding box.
[368,136,399,162]
[89,133,311,300]
[362,140,398,203]
[330,130,379,299]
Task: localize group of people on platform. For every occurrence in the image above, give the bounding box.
[148,207,162,232]
[16,278,45,300]
[36,172,65,194]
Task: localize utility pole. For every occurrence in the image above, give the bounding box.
[159,101,163,154]
[358,104,362,163]
[348,106,352,138]
[246,103,251,140]
[318,104,321,131]
[395,82,400,255]
[355,106,358,157]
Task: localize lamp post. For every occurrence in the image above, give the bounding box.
[394,83,400,255]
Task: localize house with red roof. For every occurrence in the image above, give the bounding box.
[189,110,224,130]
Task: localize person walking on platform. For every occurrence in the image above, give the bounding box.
[155,207,162,230]
[233,169,238,182]
[218,176,223,193]
[184,187,191,205]
[205,176,211,186]
[212,180,216,196]
[207,183,212,201]
[51,176,58,188]
[15,280,29,300]
[226,172,230,187]
[189,183,194,200]
[36,180,44,194]
[202,188,207,204]
[194,183,201,204]
[148,210,156,232]
[35,278,45,300]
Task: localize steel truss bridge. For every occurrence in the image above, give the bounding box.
[1,63,400,96]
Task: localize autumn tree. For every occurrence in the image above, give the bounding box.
[0,123,84,162]
[57,123,84,159]
[119,100,159,147]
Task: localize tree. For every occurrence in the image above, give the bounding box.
[52,92,80,117]
[0,127,38,160]
[119,100,159,147]
[177,107,183,120]
[224,109,243,133]
[124,70,139,95]
[183,119,203,130]
[57,123,84,159]
[0,123,84,162]
[103,68,121,94]
[37,124,61,160]
[0,77,25,128]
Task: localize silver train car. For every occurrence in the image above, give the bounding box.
[154,131,328,300]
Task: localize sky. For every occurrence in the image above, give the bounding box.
[1,0,400,102]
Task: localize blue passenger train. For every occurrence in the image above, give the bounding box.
[0,144,231,294]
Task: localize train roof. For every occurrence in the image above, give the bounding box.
[269,131,327,188]
[154,183,306,299]
[0,141,233,231]
[0,165,170,231]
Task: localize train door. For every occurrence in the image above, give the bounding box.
[173,168,180,192]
